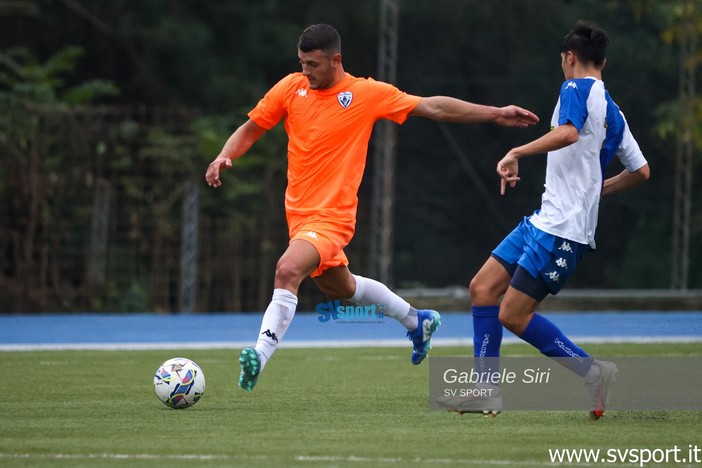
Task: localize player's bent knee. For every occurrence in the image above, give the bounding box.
[274,260,307,288]
[469,278,501,304]
[468,278,486,300]
[498,310,521,334]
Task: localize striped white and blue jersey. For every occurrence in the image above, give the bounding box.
[529,77,648,249]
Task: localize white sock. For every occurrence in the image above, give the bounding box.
[348,275,418,330]
[584,361,601,383]
[255,288,298,371]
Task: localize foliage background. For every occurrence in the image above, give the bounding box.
[0,0,699,312]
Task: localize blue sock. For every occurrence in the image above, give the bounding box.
[472,305,502,357]
[520,313,593,377]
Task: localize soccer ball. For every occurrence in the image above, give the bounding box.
[153,357,206,409]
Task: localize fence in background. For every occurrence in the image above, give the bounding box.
[0,105,348,313]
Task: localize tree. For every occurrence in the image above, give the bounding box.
[0,46,118,310]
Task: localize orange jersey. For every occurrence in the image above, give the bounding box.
[248,72,421,221]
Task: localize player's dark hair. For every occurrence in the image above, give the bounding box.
[561,20,609,68]
[297,24,341,55]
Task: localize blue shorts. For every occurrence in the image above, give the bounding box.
[492,217,591,300]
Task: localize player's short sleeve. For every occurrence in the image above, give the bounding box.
[248,74,296,130]
[557,80,589,131]
[616,116,648,172]
[366,79,421,124]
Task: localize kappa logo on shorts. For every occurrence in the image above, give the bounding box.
[304,231,318,240]
[545,271,560,282]
[555,258,568,269]
[558,241,573,253]
[337,91,352,108]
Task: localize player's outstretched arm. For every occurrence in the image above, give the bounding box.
[205,119,267,188]
[601,164,650,196]
[410,96,539,127]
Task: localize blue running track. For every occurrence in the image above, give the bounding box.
[1,311,701,351]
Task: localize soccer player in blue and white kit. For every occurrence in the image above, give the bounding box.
[465,21,650,419]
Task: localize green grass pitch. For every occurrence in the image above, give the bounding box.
[1,343,700,467]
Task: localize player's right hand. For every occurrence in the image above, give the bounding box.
[205,157,232,188]
[497,153,520,195]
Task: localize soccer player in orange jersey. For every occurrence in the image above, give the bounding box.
[205,24,539,391]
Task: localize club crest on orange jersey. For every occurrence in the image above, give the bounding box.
[337,91,352,108]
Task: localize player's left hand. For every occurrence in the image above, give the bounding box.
[495,106,539,128]
[497,153,520,195]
